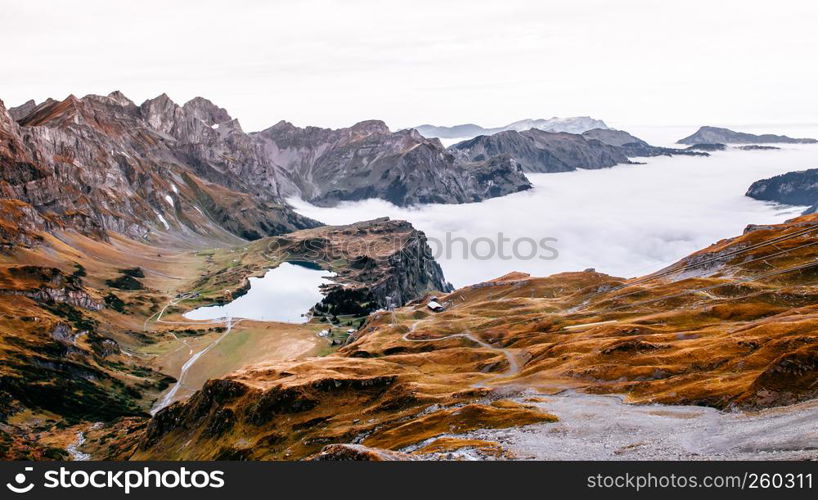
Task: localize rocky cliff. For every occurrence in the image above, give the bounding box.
[679,126,817,145]
[186,218,452,318]
[449,129,630,173]
[746,168,818,212]
[253,120,531,206]
[1,94,318,242]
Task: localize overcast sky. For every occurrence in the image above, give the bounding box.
[3,0,817,132]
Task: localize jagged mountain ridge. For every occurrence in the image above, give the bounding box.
[3,92,532,242]
[2,93,319,242]
[413,116,609,139]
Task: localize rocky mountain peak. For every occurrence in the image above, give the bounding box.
[140,93,180,119]
[182,96,232,126]
[271,119,294,129]
[139,93,199,138]
[0,98,11,121]
[400,127,426,142]
[17,95,82,127]
[8,99,37,122]
[349,119,390,136]
[106,90,135,107]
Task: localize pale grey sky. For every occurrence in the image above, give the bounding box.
[3,0,817,131]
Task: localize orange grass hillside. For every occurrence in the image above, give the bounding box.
[134,213,818,460]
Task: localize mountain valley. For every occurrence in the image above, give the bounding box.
[2,91,818,461]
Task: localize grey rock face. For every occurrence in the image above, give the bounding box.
[449,129,629,173]
[253,120,531,206]
[580,128,647,148]
[679,126,817,145]
[1,93,318,242]
[746,168,818,213]
[8,100,38,121]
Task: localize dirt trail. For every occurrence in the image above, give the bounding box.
[147,294,241,414]
[150,316,239,414]
[401,319,521,383]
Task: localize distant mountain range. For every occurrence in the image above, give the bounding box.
[412,117,609,139]
[678,126,818,145]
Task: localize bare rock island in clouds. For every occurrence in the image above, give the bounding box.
[747,168,818,214]
[679,126,818,145]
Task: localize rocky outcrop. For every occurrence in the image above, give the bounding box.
[4,288,102,311]
[8,99,41,122]
[253,218,452,315]
[746,168,818,211]
[414,116,608,139]
[449,129,629,173]
[0,266,103,310]
[0,199,50,251]
[678,126,817,145]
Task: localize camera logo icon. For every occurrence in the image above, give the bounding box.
[6,467,34,494]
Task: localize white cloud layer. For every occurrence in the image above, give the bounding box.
[2,0,818,131]
[290,141,818,287]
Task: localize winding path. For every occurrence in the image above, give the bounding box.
[401,318,521,384]
[146,294,239,414]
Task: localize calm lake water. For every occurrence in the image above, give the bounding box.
[183,262,336,323]
[290,140,818,287]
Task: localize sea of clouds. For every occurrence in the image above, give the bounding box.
[290,142,818,288]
